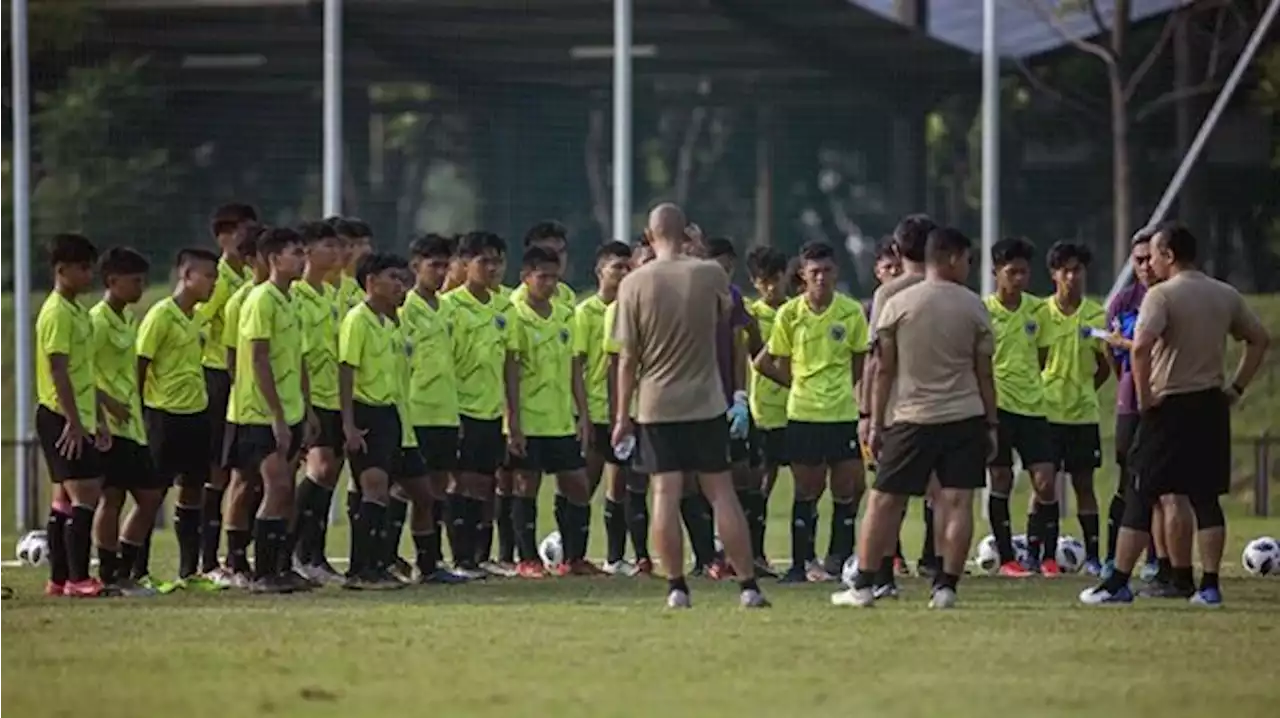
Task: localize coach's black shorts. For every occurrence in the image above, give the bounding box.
[101,437,163,491]
[874,417,989,496]
[787,420,859,467]
[307,407,345,456]
[414,426,459,472]
[634,417,729,475]
[223,422,305,472]
[1049,422,1102,473]
[458,415,505,475]
[35,406,103,483]
[990,409,1053,468]
[395,446,428,483]
[144,407,211,487]
[348,403,403,479]
[508,436,586,474]
[204,368,232,464]
[1128,388,1230,500]
[591,423,624,465]
[1114,413,1140,468]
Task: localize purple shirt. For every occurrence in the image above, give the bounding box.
[716,284,750,405]
[1107,282,1147,415]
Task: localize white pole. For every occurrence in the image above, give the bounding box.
[612,0,633,241]
[323,0,343,217]
[980,0,999,297]
[11,0,36,531]
[1106,0,1280,304]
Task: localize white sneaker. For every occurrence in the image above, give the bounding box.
[872,582,899,600]
[204,567,236,588]
[603,559,639,577]
[227,571,253,590]
[480,561,518,578]
[666,589,692,609]
[929,587,957,609]
[830,587,876,607]
[740,589,771,608]
[300,561,347,587]
[805,560,835,583]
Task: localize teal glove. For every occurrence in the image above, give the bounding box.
[727,390,750,440]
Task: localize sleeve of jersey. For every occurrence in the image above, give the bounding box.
[766,305,793,357]
[504,306,520,353]
[40,306,73,357]
[222,298,240,349]
[848,305,870,353]
[1085,302,1107,351]
[242,293,273,342]
[1035,302,1056,349]
[338,311,364,369]
[602,304,620,355]
[571,306,590,356]
[135,309,162,360]
[89,312,108,384]
[195,278,228,323]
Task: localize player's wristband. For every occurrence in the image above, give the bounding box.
[858,411,870,420]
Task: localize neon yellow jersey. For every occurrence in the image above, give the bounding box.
[984,293,1053,417]
[292,279,341,411]
[399,289,460,428]
[222,281,258,351]
[90,302,144,443]
[766,293,869,423]
[602,301,638,418]
[494,285,514,299]
[137,296,208,414]
[337,274,363,315]
[747,299,788,430]
[572,294,610,425]
[36,293,97,431]
[196,257,253,371]
[1041,296,1107,425]
[339,302,400,407]
[229,283,306,426]
[445,285,516,420]
[511,299,578,437]
[511,281,576,312]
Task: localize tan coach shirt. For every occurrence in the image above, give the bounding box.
[1135,270,1263,398]
[612,255,730,425]
[875,278,993,425]
[867,271,925,333]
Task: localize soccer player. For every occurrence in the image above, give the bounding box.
[441,231,512,578]
[222,227,313,593]
[137,247,220,589]
[835,226,996,609]
[982,238,1058,577]
[575,241,639,575]
[1040,241,1110,575]
[332,216,373,313]
[744,245,791,575]
[1082,223,1269,607]
[35,233,109,597]
[505,246,598,577]
[195,203,259,580]
[514,220,577,308]
[756,241,869,585]
[611,203,768,609]
[90,247,163,596]
[340,252,414,589]
[291,220,348,584]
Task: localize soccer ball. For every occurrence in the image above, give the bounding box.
[16,530,49,567]
[840,555,859,587]
[1011,534,1031,565]
[1054,536,1086,573]
[974,535,1001,574]
[713,535,725,561]
[1242,536,1279,576]
[538,531,564,568]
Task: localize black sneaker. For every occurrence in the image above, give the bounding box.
[778,565,808,584]
[250,574,295,595]
[281,570,318,592]
[417,568,470,585]
[1138,579,1193,599]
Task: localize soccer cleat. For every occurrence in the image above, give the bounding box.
[204,567,237,589]
[567,559,607,576]
[706,559,734,581]
[753,558,779,579]
[226,571,253,590]
[249,574,295,595]
[1082,558,1104,577]
[516,560,547,579]
[830,587,876,607]
[1138,580,1192,599]
[300,561,346,587]
[1138,559,1161,582]
[634,558,654,576]
[1189,587,1222,607]
[416,568,470,585]
[479,560,517,578]
[872,582,899,600]
[392,556,415,582]
[452,562,489,581]
[666,589,692,609]
[928,587,957,609]
[182,575,226,592]
[916,558,940,580]
[1078,583,1135,605]
[997,561,1034,578]
[778,565,808,584]
[62,578,104,598]
[602,559,639,577]
[115,578,158,598]
[1039,559,1062,578]
[804,560,835,583]
[281,569,319,592]
[44,580,66,597]
[894,557,910,576]
[740,589,771,608]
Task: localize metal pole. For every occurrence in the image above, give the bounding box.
[1106,0,1280,304]
[980,0,999,296]
[322,0,343,217]
[11,0,37,531]
[612,0,633,241]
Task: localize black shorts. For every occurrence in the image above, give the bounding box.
[592,423,624,465]
[633,417,730,476]
[508,436,586,474]
[101,437,163,491]
[395,446,428,482]
[223,422,305,472]
[990,409,1053,468]
[1049,422,1102,473]
[204,368,232,464]
[35,406,103,483]
[414,426,459,473]
[306,407,345,456]
[787,421,859,467]
[755,426,789,467]
[458,415,505,475]
[347,403,403,479]
[144,408,211,487]
[1115,413,1140,468]
[874,417,989,496]
[1128,388,1230,500]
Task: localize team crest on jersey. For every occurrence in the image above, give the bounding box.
[559,328,570,344]
[829,323,846,342]
[1024,321,1038,335]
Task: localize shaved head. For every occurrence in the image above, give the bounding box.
[647,203,687,246]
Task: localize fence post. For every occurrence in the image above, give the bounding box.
[20,439,41,531]
[1255,434,1271,518]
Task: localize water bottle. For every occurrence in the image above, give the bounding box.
[613,433,636,461]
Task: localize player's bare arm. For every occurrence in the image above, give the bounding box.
[49,353,86,459]
[504,350,525,456]
[250,338,289,454]
[752,351,791,389]
[571,355,592,450]
[338,363,366,453]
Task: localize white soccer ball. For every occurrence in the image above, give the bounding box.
[975,535,1001,574]
[1242,536,1280,576]
[538,531,564,568]
[1011,534,1031,566]
[1055,536,1086,574]
[840,555,859,587]
[713,535,725,560]
[17,530,49,567]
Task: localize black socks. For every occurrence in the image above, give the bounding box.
[199,486,224,574]
[174,505,201,578]
[989,493,1015,563]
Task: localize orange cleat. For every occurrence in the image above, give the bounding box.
[1039,559,1062,577]
[997,561,1034,578]
[634,558,654,575]
[567,559,606,576]
[516,560,546,579]
[706,559,735,581]
[44,580,66,597]
[62,578,104,598]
